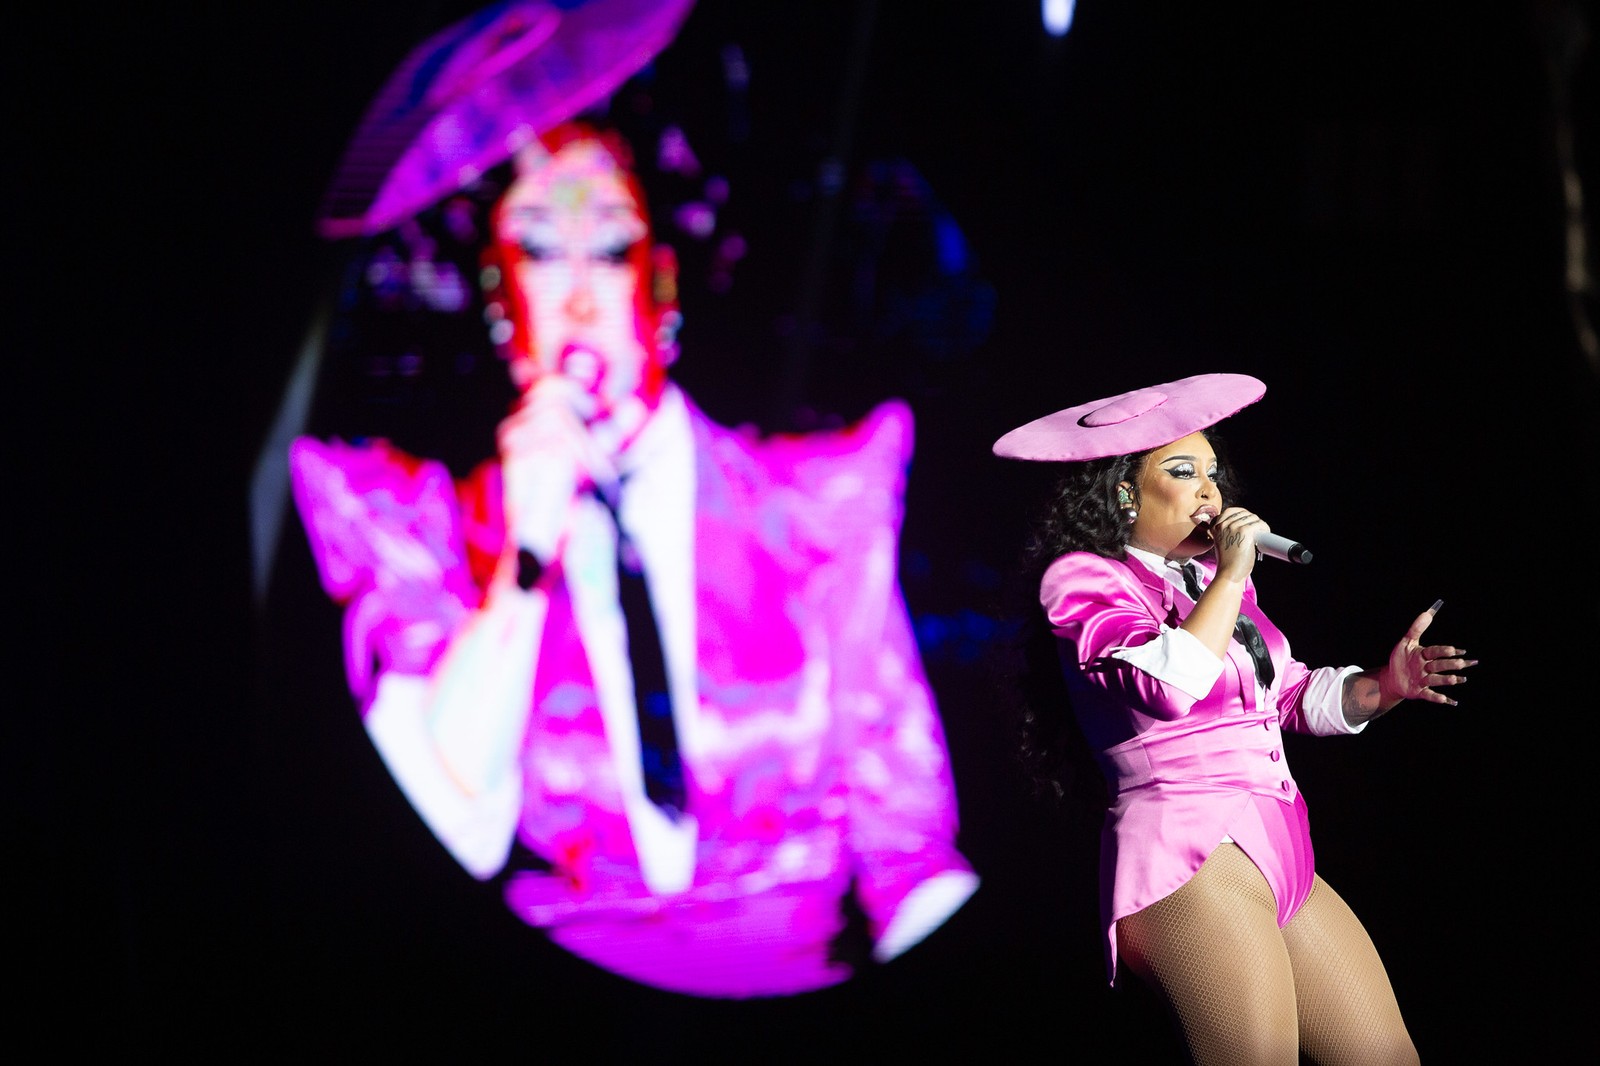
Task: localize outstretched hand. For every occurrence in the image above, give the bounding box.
[1380,600,1477,707]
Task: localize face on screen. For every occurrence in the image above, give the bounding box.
[491,134,671,418]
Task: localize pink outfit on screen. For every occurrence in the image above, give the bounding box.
[1041,550,1352,984]
[290,392,976,997]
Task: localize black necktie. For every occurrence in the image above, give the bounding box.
[601,489,687,818]
[1181,562,1275,689]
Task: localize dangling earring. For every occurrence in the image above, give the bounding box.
[479,261,516,353]
[1117,486,1138,523]
[652,244,682,365]
[655,309,683,365]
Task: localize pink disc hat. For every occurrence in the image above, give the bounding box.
[992,373,1266,462]
[315,0,698,239]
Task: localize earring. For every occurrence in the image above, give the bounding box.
[479,261,517,352]
[483,300,514,349]
[655,309,683,365]
[1117,487,1138,523]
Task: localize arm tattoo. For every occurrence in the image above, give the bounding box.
[1342,671,1387,727]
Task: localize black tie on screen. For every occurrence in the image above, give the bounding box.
[597,488,687,818]
[1181,562,1275,690]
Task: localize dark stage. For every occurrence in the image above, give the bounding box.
[18,1,1597,1059]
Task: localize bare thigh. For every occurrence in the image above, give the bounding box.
[1281,876,1419,1066]
[1116,844,1299,1066]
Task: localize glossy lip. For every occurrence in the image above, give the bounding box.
[1191,506,1219,525]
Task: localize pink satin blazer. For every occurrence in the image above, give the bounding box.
[290,395,975,997]
[1041,551,1335,983]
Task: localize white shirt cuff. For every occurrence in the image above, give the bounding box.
[1301,665,1368,734]
[873,870,981,962]
[364,674,522,879]
[1111,625,1225,701]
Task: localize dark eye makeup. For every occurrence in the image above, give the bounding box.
[513,237,640,264]
[1161,461,1219,480]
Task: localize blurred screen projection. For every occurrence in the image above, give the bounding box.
[286,0,977,997]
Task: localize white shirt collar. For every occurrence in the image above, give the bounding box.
[613,383,691,484]
[1126,544,1201,587]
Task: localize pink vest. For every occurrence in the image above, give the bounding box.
[1041,551,1322,983]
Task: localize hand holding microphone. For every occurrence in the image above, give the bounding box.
[497,372,618,586]
[1201,509,1313,569]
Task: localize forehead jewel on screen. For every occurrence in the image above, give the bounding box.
[511,137,553,174]
[991,372,1266,462]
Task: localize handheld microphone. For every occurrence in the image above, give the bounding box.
[1256,532,1313,564]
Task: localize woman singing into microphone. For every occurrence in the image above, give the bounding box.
[994,373,1473,1064]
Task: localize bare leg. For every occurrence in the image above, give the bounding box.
[1282,876,1419,1065]
[1116,844,1299,1065]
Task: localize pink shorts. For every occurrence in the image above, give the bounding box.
[1224,791,1316,928]
[1106,792,1316,984]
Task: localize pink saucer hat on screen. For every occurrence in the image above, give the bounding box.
[315,0,698,238]
[993,373,1266,461]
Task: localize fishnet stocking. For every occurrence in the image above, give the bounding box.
[1116,844,1418,1065]
[1119,844,1299,1064]
[1282,876,1418,1065]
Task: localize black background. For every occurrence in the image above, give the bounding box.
[18,0,1597,1059]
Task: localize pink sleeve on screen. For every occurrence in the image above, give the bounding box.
[288,436,481,708]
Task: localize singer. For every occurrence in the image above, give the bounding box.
[288,118,976,998]
[992,372,1473,1064]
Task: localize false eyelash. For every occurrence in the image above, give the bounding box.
[515,238,553,261]
[512,239,639,264]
